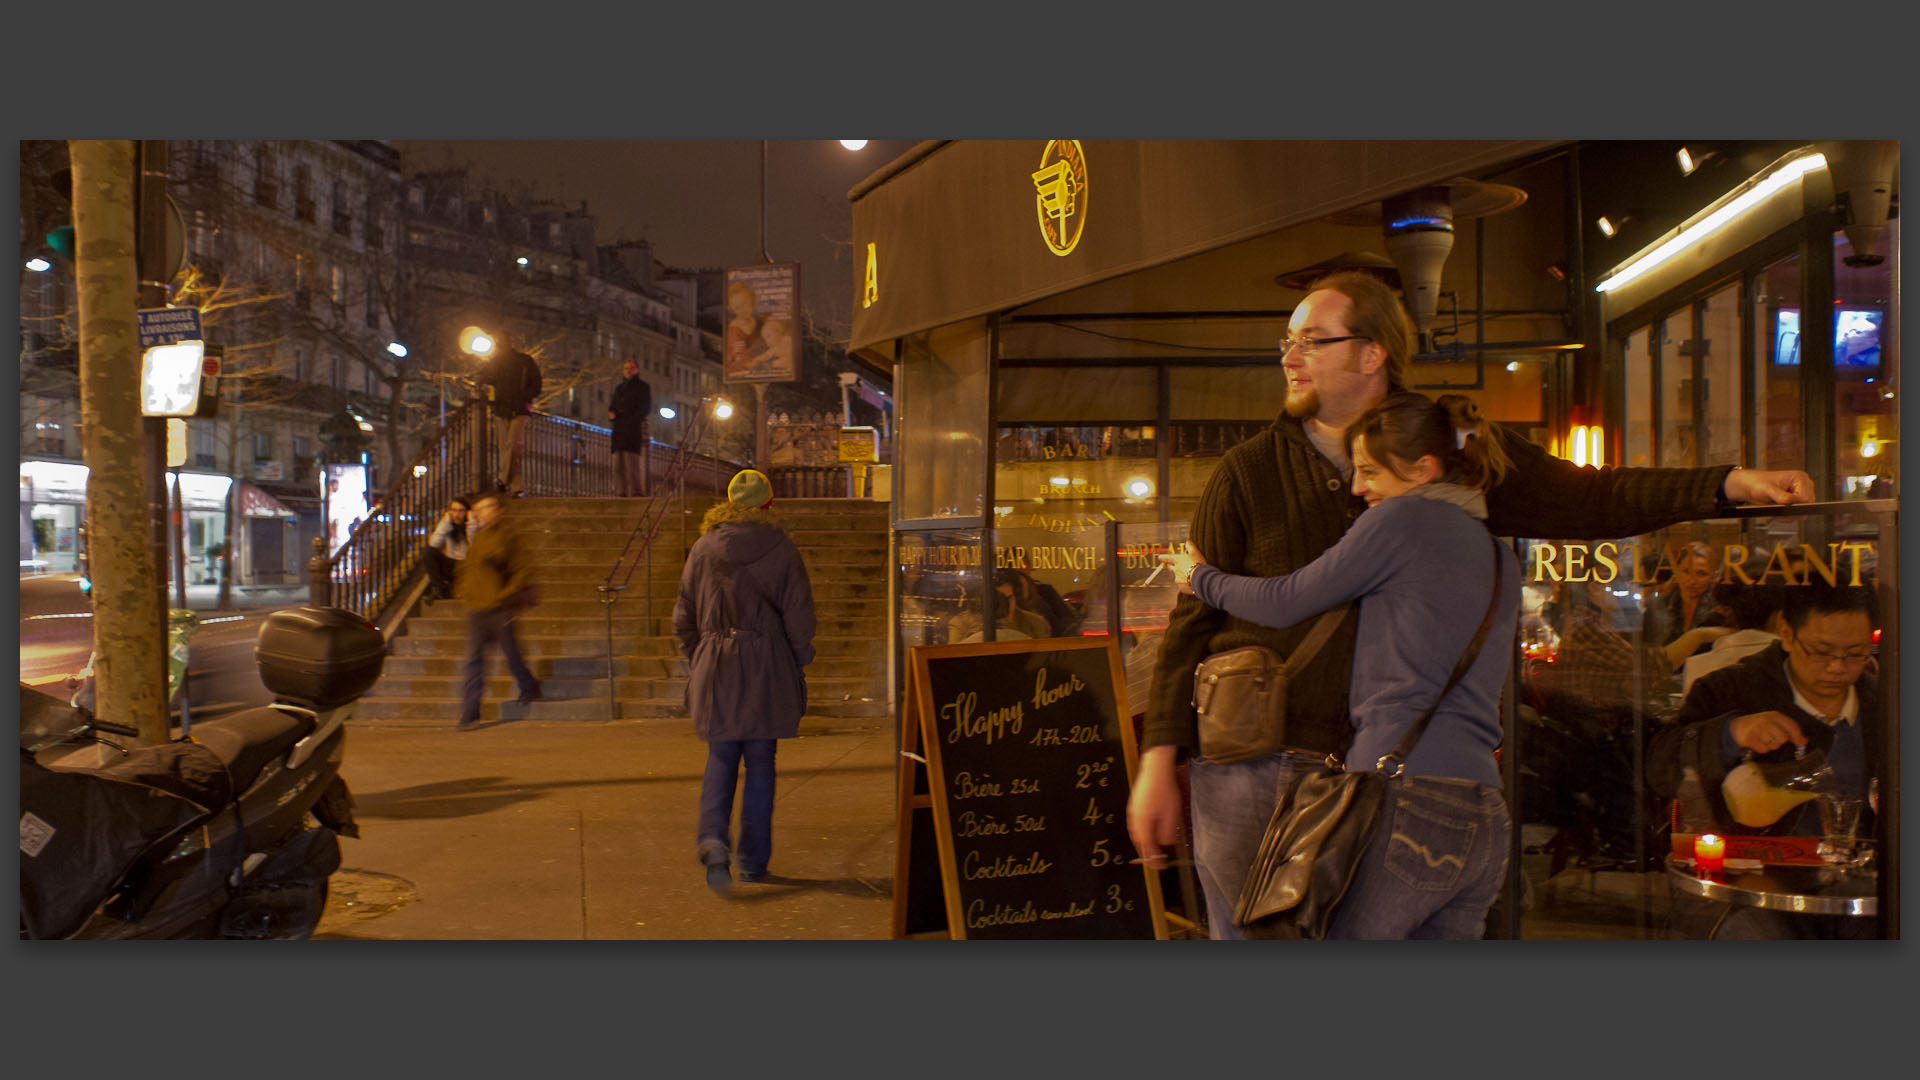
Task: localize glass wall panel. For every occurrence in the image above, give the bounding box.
[1623,326,1653,467]
[986,524,1105,642]
[995,424,1163,533]
[1166,365,1286,522]
[897,529,985,650]
[1754,254,1804,472]
[1508,506,1895,939]
[1699,284,1743,466]
[1833,219,1898,500]
[1657,311,1695,467]
[997,366,1156,422]
[896,320,989,521]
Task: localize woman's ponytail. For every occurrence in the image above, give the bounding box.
[1436,393,1511,491]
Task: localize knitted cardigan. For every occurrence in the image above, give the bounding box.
[1143,414,1733,756]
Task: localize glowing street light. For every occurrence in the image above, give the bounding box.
[714,398,734,421]
[387,341,409,358]
[839,140,869,151]
[26,257,52,272]
[658,405,677,420]
[459,326,495,356]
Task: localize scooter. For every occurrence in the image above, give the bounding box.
[19,606,385,940]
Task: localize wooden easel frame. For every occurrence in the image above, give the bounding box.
[890,637,1168,940]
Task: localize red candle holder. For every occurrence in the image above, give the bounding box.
[1694,833,1726,875]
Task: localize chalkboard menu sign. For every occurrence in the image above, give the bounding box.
[892,638,1166,939]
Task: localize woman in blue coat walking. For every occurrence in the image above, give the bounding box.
[673,469,817,894]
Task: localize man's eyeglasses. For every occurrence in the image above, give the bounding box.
[1793,639,1873,667]
[1280,334,1370,358]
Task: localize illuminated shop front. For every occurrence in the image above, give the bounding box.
[848,140,1900,939]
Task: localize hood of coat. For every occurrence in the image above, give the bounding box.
[697,504,790,561]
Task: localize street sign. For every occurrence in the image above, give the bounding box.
[137,306,202,350]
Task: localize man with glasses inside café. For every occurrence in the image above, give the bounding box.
[1647,583,1883,938]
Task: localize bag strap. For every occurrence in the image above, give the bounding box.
[1281,605,1352,676]
[1374,535,1507,777]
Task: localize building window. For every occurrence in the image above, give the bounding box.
[364,361,377,397]
[253,147,277,206]
[190,423,216,468]
[332,182,352,237]
[293,347,308,383]
[253,431,274,461]
[330,264,345,306]
[34,397,64,455]
[332,354,344,390]
[294,164,314,222]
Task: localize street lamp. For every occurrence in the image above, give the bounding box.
[26,257,51,272]
[709,396,733,493]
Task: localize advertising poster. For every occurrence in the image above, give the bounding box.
[723,262,800,383]
[324,463,369,556]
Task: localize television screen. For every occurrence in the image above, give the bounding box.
[1775,308,1883,368]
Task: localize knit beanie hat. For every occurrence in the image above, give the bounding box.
[727,469,773,509]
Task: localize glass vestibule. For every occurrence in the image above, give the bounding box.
[1505,502,1896,939]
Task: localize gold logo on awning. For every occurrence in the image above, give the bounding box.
[1033,141,1088,256]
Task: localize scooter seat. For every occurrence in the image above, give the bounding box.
[190,707,311,794]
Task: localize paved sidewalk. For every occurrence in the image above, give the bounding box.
[313,713,901,940]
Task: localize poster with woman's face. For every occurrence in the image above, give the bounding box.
[723,263,800,382]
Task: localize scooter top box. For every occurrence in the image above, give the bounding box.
[255,606,387,708]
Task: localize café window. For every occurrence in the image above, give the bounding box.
[996,364,1159,532]
[1831,220,1897,500]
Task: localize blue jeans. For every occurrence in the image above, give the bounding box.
[461,606,537,722]
[1325,776,1509,940]
[698,739,777,876]
[1188,750,1322,940]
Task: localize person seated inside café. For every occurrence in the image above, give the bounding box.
[1519,576,1727,871]
[1642,540,1729,658]
[1646,583,1883,939]
[1678,579,1788,694]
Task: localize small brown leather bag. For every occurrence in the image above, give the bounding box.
[1192,607,1349,764]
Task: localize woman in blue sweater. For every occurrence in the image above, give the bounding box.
[1162,391,1521,939]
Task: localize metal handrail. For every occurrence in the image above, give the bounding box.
[592,403,758,719]
[312,400,487,624]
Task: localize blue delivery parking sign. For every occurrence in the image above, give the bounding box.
[137,307,203,350]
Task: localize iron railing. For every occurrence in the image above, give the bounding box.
[313,396,749,626]
[311,400,487,623]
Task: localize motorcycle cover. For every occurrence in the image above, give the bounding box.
[19,733,235,940]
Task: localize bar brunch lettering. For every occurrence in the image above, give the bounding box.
[921,646,1156,938]
[1529,541,1875,586]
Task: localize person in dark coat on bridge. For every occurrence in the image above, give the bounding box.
[672,469,816,894]
[607,359,652,497]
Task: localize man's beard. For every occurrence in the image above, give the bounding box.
[1284,385,1319,419]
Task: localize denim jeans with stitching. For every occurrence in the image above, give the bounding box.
[698,738,778,876]
[1325,776,1509,940]
[1187,750,1320,940]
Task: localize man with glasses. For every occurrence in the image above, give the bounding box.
[1128,270,1819,939]
[1648,584,1881,938]
[1650,583,1880,839]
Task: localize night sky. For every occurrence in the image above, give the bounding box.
[388,140,921,343]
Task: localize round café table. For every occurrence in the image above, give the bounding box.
[1665,856,1878,917]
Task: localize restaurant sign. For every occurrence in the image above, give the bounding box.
[1032,141,1088,256]
[1530,541,1876,587]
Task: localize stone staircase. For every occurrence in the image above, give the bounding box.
[354,496,892,727]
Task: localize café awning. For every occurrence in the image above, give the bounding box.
[847,139,1564,356]
[238,482,296,519]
